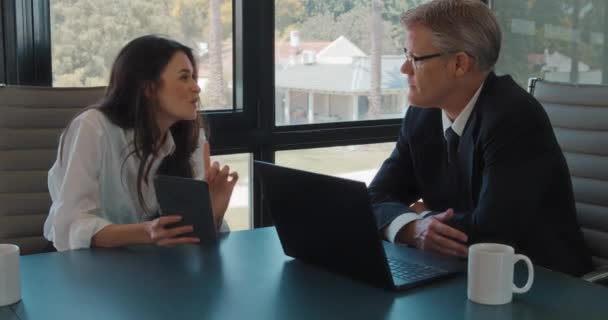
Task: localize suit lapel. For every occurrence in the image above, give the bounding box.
[457,72,496,208]
[422,109,444,148]
[458,109,476,208]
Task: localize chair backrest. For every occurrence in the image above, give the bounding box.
[530,78,608,268]
[0,84,105,254]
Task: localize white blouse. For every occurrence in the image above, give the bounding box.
[44,109,223,251]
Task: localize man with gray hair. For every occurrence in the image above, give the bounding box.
[368,0,591,276]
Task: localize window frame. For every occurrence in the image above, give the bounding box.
[1,0,51,85]
[0,1,5,84]
[1,0,490,228]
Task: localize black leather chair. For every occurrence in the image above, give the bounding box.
[0,84,105,254]
[530,78,608,284]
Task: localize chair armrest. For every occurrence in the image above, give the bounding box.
[582,266,608,285]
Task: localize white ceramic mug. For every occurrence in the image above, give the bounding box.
[0,244,20,307]
[467,243,534,305]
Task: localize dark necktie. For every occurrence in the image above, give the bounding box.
[445,127,460,164]
[445,126,465,210]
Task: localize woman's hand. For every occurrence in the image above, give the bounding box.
[143,215,200,247]
[91,216,198,248]
[203,142,239,229]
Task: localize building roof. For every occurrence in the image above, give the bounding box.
[316,36,366,64]
[275,41,332,63]
[275,56,407,94]
[197,40,332,77]
[198,36,408,95]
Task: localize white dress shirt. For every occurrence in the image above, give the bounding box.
[384,84,484,242]
[44,109,224,251]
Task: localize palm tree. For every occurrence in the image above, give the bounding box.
[208,0,226,108]
[368,0,384,119]
[171,0,226,107]
[603,1,608,84]
[569,0,581,84]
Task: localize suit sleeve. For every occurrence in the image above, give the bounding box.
[368,112,421,230]
[437,118,554,245]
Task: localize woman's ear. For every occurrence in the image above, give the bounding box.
[143,81,157,100]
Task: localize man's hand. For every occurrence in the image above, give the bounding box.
[397,209,468,257]
[409,199,429,214]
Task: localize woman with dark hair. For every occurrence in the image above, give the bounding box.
[44,35,238,251]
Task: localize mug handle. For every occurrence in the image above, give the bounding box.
[512,254,534,294]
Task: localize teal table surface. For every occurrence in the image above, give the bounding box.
[0,307,18,320]
[4,227,608,320]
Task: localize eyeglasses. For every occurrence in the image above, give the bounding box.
[402,48,444,70]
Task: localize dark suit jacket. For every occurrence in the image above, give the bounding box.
[369,72,592,276]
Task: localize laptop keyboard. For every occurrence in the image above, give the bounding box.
[387,258,448,282]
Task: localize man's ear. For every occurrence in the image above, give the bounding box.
[453,52,474,77]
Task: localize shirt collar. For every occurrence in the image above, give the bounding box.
[442,82,484,137]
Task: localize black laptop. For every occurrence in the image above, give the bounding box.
[254,161,465,291]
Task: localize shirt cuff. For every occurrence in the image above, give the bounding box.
[420,210,433,218]
[383,212,422,243]
[67,213,113,250]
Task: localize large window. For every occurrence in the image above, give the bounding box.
[14,1,575,230]
[48,0,253,228]
[276,143,394,185]
[493,0,608,87]
[50,0,235,110]
[0,0,432,229]
[274,0,432,126]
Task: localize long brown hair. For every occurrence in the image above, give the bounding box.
[60,35,205,215]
